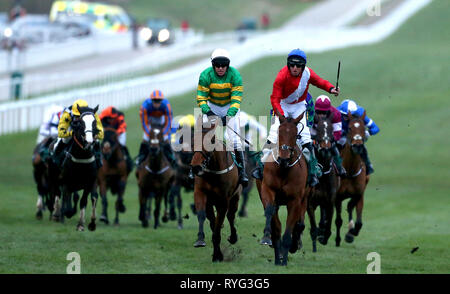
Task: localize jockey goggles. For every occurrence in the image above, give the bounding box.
[212,57,230,68]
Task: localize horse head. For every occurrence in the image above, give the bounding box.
[71,104,99,150]
[277,111,303,169]
[101,127,118,161]
[314,111,334,160]
[149,124,164,157]
[347,112,366,156]
[190,115,220,176]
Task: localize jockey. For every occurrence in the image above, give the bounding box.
[253,49,340,187]
[136,89,177,168]
[337,99,379,175]
[312,95,347,177]
[52,99,104,168]
[36,104,64,144]
[196,48,249,186]
[99,106,133,171]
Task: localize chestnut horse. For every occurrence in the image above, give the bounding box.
[335,112,370,246]
[307,112,340,252]
[258,112,309,266]
[136,125,175,229]
[190,115,242,262]
[97,126,131,225]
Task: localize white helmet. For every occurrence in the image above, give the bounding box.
[211,48,230,63]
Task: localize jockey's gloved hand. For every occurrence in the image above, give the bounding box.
[200,104,211,114]
[221,116,227,126]
[226,107,238,117]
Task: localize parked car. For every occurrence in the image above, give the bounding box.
[140,18,174,45]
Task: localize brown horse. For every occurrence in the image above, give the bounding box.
[335,112,370,246]
[190,115,242,262]
[257,111,309,266]
[136,125,175,228]
[238,148,257,217]
[307,112,340,252]
[97,126,131,225]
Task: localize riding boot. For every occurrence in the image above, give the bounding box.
[360,144,374,175]
[121,145,134,172]
[331,144,347,177]
[136,141,149,167]
[303,142,321,187]
[251,140,273,180]
[163,142,178,169]
[52,139,67,167]
[234,149,249,187]
[93,140,103,168]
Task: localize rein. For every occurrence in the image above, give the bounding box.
[193,148,235,175]
[271,145,303,168]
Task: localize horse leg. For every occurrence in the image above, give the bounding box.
[153,193,162,229]
[176,188,183,229]
[280,200,302,265]
[317,205,327,245]
[271,210,282,266]
[345,197,358,243]
[321,202,334,245]
[238,190,249,217]
[76,190,89,231]
[193,190,207,248]
[260,186,276,246]
[138,187,149,228]
[52,195,61,222]
[212,205,227,262]
[88,188,98,231]
[168,185,178,221]
[335,198,343,247]
[307,203,318,253]
[349,195,364,237]
[114,180,127,225]
[99,182,109,225]
[161,189,169,223]
[227,195,239,245]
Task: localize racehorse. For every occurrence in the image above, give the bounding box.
[335,112,370,246]
[190,115,242,262]
[307,112,340,252]
[257,111,309,266]
[168,131,195,229]
[52,105,100,231]
[97,124,131,225]
[238,148,257,217]
[32,136,56,219]
[136,124,175,229]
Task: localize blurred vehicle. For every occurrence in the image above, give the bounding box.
[140,18,174,45]
[49,1,131,33]
[54,15,93,37]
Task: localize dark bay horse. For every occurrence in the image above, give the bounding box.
[307,112,340,252]
[238,148,257,217]
[257,111,309,266]
[190,115,242,262]
[136,125,175,229]
[32,136,56,219]
[52,106,100,231]
[335,112,370,246]
[97,125,131,225]
[169,131,195,229]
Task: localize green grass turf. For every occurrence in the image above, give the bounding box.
[125,0,314,33]
[0,0,449,273]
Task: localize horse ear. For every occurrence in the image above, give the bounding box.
[348,111,353,120]
[94,105,99,113]
[275,109,286,123]
[293,112,304,124]
[326,110,332,119]
[362,110,367,121]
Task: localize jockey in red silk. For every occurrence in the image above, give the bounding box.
[253,49,340,187]
[313,95,346,176]
[99,106,133,171]
[136,90,177,167]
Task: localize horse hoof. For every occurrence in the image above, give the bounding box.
[178,224,183,230]
[260,237,272,246]
[36,210,43,220]
[194,240,206,248]
[100,215,109,225]
[88,222,96,231]
[142,220,149,228]
[228,234,238,245]
[212,253,224,262]
[118,204,126,213]
[345,233,355,243]
[169,210,176,221]
[76,225,84,232]
[162,216,169,223]
[238,210,247,217]
[114,219,119,226]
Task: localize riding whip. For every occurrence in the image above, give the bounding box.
[336,61,341,90]
[225,125,254,147]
